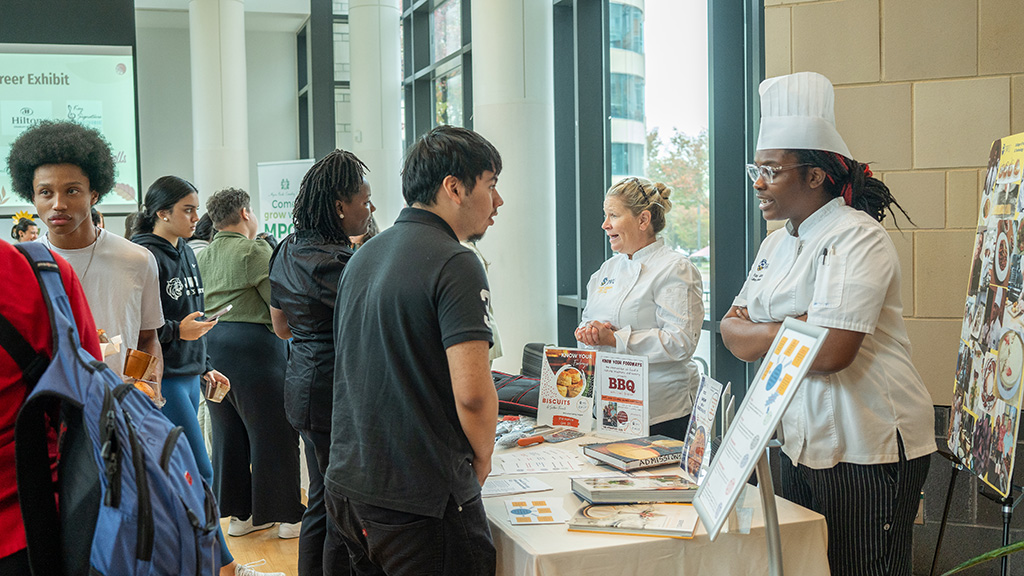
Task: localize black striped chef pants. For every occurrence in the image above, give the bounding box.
[781,440,930,576]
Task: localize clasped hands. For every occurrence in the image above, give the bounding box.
[574,320,617,348]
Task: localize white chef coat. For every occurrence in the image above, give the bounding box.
[734,197,935,468]
[579,239,704,424]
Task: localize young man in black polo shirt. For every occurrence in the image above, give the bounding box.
[326,125,503,575]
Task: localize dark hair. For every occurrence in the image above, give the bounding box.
[293,149,369,244]
[791,150,912,225]
[10,217,36,241]
[401,125,502,206]
[206,188,250,228]
[6,120,116,201]
[136,176,199,234]
[123,212,138,238]
[191,213,214,241]
[91,207,104,227]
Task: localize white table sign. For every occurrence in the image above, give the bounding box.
[693,318,828,540]
[595,352,649,437]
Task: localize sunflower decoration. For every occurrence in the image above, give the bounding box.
[12,210,35,223]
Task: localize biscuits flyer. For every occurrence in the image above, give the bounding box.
[537,347,596,431]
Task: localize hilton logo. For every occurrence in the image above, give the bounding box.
[19,107,33,115]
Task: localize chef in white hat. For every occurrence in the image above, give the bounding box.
[721,72,935,576]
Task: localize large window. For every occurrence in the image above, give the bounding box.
[610,73,644,122]
[554,0,766,392]
[609,2,644,54]
[402,0,472,145]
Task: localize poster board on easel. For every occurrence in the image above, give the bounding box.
[948,131,1024,498]
[693,318,828,540]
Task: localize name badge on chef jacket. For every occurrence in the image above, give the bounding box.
[596,277,615,295]
[811,247,845,310]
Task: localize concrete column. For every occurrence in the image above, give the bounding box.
[188,0,250,203]
[349,0,403,228]
[472,0,557,372]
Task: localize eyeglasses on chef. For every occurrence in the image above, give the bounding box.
[745,163,813,184]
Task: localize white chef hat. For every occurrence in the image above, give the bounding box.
[755,71,851,158]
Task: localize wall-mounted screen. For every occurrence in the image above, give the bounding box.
[0,43,139,214]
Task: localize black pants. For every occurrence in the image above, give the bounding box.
[324,491,496,576]
[649,414,691,441]
[206,322,304,524]
[298,428,350,576]
[781,442,930,576]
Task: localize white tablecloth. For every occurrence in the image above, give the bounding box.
[485,437,829,576]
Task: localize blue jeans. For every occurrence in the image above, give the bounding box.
[324,491,495,576]
[161,374,234,566]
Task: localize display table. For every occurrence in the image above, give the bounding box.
[485,437,829,576]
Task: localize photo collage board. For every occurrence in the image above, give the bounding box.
[950,131,1024,497]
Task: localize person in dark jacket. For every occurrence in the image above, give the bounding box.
[269,149,375,576]
[133,176,281,576]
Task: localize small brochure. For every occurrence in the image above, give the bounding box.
[681,374,725,484]
[595,352,649,437]
[482,477,553,498]
[538,347,597,430]
[505,498,569,525]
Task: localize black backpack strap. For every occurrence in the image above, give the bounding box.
[11,243,67,575]
[0,310,48,387]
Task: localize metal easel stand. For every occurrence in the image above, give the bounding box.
[978,481,1024,576]
[719,387,784,576]
[756,443,784,576]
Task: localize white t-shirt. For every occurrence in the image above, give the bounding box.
[43,229,164,380]
[579,239,705,424]
[734,197,935,468]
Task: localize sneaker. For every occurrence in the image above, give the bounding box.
[235,559,285,576]
[227,516,275,537]
[278,521,301,539]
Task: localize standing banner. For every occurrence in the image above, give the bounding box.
[256,159,313,239]
[693,318,828,540]
[595,352,649,437]
[949,131,1024,497]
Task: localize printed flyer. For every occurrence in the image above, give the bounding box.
[595,352,649,437]
[538,347,596,431]
[693,319,827,540]
[681,374,725,485]
[949,131,1024,497]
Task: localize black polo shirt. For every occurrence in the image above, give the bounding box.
[326,207,493,518]
[269,231,353,432]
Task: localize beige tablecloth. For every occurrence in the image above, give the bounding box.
[485,437,829,576]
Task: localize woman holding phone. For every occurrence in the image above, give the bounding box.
[133,177,280,576]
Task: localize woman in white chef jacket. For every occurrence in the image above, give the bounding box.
[721,72,934,576]
[575,177,704,440]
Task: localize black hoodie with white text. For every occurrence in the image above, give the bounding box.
[132,232,213,378]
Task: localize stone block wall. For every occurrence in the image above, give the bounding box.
[764,0,1024,572]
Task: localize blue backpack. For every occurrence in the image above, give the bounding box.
[2,242,220,575]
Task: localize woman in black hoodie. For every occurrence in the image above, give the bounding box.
[133,177,274,576]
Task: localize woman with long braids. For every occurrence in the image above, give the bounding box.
[721,72,934,576]
[268,149,374,576]
[132,176,281,576]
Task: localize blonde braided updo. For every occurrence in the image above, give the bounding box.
[606,176,673,234]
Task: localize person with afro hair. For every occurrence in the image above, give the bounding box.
[6,120,164,385]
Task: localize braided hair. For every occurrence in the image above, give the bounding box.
[791,150,912,225]
[293,149,369,245]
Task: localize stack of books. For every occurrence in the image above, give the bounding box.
[567,435,699,539]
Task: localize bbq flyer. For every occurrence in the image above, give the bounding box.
[949,131,1024,497]
[538,347,596,431]
[595,352,649,438]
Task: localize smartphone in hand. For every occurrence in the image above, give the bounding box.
[201,304,232,322]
